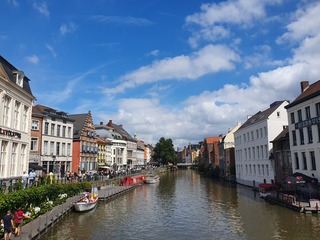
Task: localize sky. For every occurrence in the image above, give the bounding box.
[1,0,320,150]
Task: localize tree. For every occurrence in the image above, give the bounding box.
[153,137,177,165]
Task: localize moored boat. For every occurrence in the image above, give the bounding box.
[74,187,98,212]
[145,174,160,184]
[258,183,279,198]
[120,174,146,186]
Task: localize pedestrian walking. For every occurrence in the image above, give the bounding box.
[2,210,14,240]
[13,207,30,237]
[29,169,36,187]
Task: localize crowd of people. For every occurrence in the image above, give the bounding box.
[0,207,30,240]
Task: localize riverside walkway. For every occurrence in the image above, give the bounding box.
[11,185,136,240]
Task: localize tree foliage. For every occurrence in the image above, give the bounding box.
[153,137,177,165]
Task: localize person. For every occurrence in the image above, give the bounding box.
[29,169,36,187]
[13,207,30,237]
[2,210,14,240]
[21,171,29,189]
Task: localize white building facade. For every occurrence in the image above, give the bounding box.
[286,81,320,181]
[0,56,34,180]
[234,101,289,187]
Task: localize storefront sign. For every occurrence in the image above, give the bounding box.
[0,127,21,139]
[295,116,320,129]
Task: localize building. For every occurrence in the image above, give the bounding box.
[136,140,145,167]
[107,120,136,169]
[285,81,320,181]
[234,100,289,187]
[270,126,292,185]
[201,136,222,169]
[69,112,97,173]
[0,56,35,180]
[219,122,241,181]
[95,121,127,170]
[31,105,74,176]
[96,136,108,167]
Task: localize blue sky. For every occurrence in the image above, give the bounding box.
[1,0,320,149]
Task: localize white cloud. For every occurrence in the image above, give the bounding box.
[277,1,320,44]
[60,22,77,36]
[7,0,19,7]
[91,15,152,26]
[148,49,160,57]
[103,44,240,94]
[26,55,39,64]
[45,44,57,57]
[186,0,282,47]
[33,1,49,17]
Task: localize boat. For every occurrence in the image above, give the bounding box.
[120,174,146,186]
[74,187,98,212]
[258,183,279,198]
[145,174,160,184]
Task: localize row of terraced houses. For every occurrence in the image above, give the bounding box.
[0,55,153,181]
[178,81,320,188]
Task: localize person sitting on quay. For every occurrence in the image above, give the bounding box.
[13,207,31,237]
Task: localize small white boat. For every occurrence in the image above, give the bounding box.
[74,187,98,212]
[145,175,160,184]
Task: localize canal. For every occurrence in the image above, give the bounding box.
[40,170,320,240]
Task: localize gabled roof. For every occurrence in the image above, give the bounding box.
[33,104,73,121]
[238,100,287,130]
[286,80,320,109]
[205,136,222,144]
[69,113,90,139]
[0,55,34,97]
[271,126,289,143]
[110,123,135,142]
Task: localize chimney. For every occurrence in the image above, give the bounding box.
[300,81,309,93]
[107,120,112,127]
[100,122,103,125]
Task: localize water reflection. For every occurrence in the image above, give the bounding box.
[41,170,320,240]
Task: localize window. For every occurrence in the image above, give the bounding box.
[62,126,66,137]
[251,131,254,140]
[294,153,299,169]
[277,111,280,117]
[67,143,71,156]
[57,125,61,137]
[260,128,263,138]
[56,142,60,155]
[265,145,268,159]
[257,146,260,159]
[258,164,261,175]
[22,106,28,131]
[44,122,49,134]
[62,143,66,156]
[264,127,267,137]
[0,141,8,176]
[298,110,302,122]
[253,147,255,159]
[305,106,311,119]
[310,151,316,170]
[248,148,251,160]
[13,101,21,129]
[31,138,38,151]
[20,144,26,171]
[316,103,320,116]
[68,127,72,138]
[266,165,269,176]
[43,141,48,155]
[307,126,313,143]
[302,152,307,170]
[290,112,295,124]
[50,142,54,155]
[32,120,39,130]
[253,165,256,175]
[292,130,297,146]
[262,165,265,175]
[10,143,18,175]
[51,124,55,135]
[299,129,305,145]
[244,134,246,142]
[261,145,264,159]
[256,129,259,139]
[2,95,11,126]
[244,148,247,160]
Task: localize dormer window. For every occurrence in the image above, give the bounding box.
[13,70,24,88]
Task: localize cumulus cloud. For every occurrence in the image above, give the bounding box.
[26,55,39,64]
[103,44,240,94]
[186,0,282,47]
[33,1,49,17]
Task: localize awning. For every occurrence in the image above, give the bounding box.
[284,172,318,185]
[29,163,46,171]
[98,166,111,169]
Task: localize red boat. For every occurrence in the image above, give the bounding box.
[120,174,146,186]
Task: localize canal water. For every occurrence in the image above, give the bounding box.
[40,170,320,240]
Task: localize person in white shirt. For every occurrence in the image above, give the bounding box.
[21,171,29,189]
